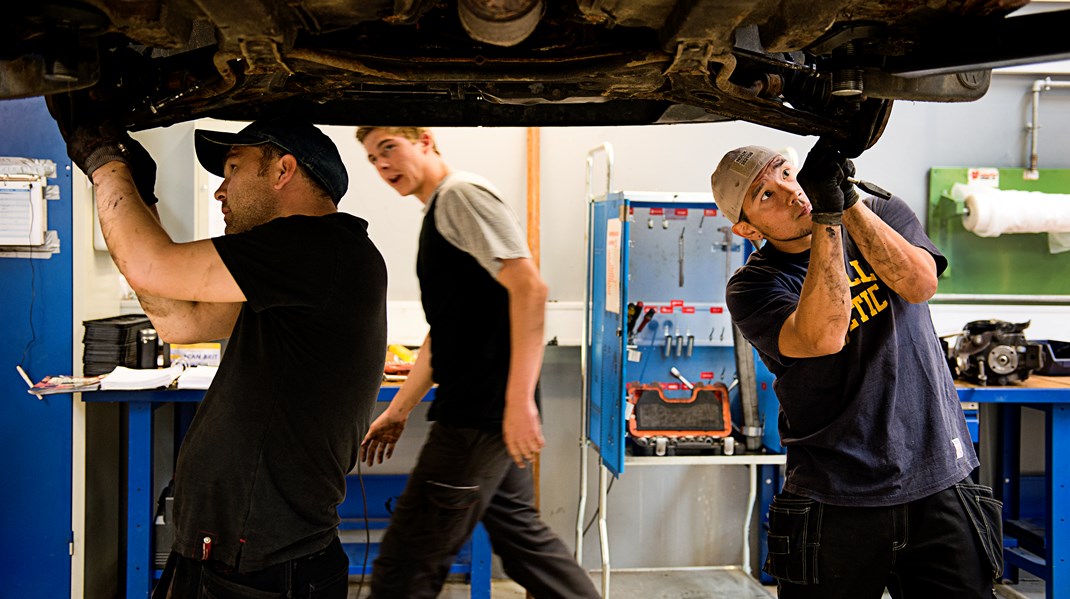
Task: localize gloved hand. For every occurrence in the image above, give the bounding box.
[840,158,860,211]
[46,90,158,206]
[797,145,847,225]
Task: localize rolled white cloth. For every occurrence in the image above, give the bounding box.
[951,183,1070,237]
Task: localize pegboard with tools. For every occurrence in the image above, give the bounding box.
[584,190,778,475]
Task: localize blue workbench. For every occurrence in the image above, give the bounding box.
[84,385,492,599]
[956,375,1070,598]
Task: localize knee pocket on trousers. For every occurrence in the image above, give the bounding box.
[763,494,821,585]
[426,480,480,532]
[955,483,1005,580]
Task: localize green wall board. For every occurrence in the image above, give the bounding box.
[927,167,1070,296]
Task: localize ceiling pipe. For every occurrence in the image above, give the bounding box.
[1026,77,1070,179]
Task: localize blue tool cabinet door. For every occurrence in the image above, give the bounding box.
[0,98,74,597]
[586,197,627,476]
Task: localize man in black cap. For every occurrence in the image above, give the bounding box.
[48,95,387,598]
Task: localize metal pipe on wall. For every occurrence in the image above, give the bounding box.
[526,127,541,518]
[1027,77,1070,179]
[526,125,541,599]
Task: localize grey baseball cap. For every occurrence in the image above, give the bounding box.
[195,117,348,204]
[710,146,781,224]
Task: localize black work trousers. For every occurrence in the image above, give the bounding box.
[369,422,599,599]
[152,537,349,599]
[765,479,1003,599]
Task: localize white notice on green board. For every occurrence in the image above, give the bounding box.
[605,218,621,314]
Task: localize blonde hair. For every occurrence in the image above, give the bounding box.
[355,126,440,155]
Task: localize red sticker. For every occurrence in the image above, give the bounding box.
[674,208,688,217]
[670,300,684,307]
[658,306,673,314]
[649,207,664,215]
[700,372,714,379]
[704,209,718,216]
[665,383,681,391]
[629,207,634,215]
[760,382,768,391]
[682,306,695,314]
[710,306,724,314]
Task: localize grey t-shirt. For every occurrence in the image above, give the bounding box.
[726,196,977,507]
[425,171,531,277]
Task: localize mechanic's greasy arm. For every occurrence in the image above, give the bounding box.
[93,162,245,342]
[361,335,433,466]
[842,202,938,304]
[778,222,852,358]
[497,257,548,468]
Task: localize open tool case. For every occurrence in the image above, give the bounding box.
[627,382,732,456]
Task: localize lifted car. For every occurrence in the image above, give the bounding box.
[6,1,1070,154]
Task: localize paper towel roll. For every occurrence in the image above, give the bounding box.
[960,187,1070,237]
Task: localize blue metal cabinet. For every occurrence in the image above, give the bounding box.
[0,98,75,598]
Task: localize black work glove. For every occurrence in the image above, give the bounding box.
[840,158,860,211]
[45,90,159,206]
[796,145,847,225]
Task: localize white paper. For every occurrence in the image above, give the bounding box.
[605,218,621,315]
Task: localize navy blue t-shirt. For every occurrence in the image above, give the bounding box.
[726,196,977,506]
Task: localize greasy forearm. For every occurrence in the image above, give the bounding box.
[387,335,434,419]
[782,222,851,356]
[843,202,938,303]
[95,161,242,341]
[93,161,176,289]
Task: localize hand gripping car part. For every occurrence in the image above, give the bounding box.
[943,320,1045,386]
[626,381,733,456]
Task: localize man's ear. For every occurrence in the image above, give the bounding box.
[273,154,299,190]
[418,130,435,154]
[732,221,763,242]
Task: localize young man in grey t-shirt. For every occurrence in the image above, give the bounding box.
[356,127,598,599]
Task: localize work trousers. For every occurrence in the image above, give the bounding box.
[765,479,1003,599]
[369,422,599,599]
[151,537,349,599]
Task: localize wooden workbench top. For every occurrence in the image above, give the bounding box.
[956,375,1070,389]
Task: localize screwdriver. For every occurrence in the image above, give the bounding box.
[846,177,891,200]
[635,307,656,335]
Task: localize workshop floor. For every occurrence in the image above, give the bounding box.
[347,572,1047,598]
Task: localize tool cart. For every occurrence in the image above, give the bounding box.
[577,144,785,597]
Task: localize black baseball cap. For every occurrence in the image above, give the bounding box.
[194,117,349,203]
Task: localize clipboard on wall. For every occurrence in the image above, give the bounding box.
[0,180,46,246]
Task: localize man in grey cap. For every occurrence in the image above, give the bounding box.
[711,144,1000,598]
[49,94,386,598]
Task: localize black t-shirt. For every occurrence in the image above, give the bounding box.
[727,196,977,507]
[172,213,387,571]
[417,184,512,430]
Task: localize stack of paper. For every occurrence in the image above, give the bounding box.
[99,364,185,391]
[176,366,218,390]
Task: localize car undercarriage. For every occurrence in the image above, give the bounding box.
[7,1,1070,154]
